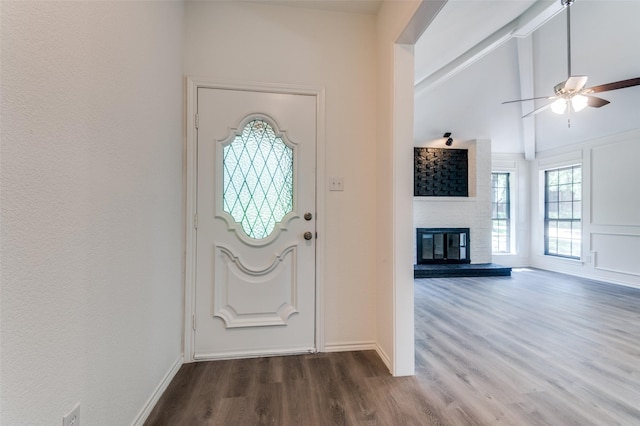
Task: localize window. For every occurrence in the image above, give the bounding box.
[222,119,294,240]
[491,173,510,253]
[544,165,581,259]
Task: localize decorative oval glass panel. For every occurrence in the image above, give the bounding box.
[222,119,294,240]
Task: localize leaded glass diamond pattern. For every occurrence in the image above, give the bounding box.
[223,119,294,240]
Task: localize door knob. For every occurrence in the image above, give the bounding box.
[304,212,313,221]
[304,231,313,240]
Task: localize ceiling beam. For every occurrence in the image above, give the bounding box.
[414,20,515,95]
[414,0,563,95]
[397,0,447,45]
[512,0,564,38]
[517,36,537,160]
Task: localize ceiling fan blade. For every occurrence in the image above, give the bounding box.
[586,96,610,108]
[523,102,553,118]
[564,75,588,91]
[586,77,640,93]
[502,95,553,104]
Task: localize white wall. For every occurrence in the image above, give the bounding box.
[376,0,423,376]
[1,2,184,425]
[413,140,492,264]
[183,1,379,350]
[530,130,640,289]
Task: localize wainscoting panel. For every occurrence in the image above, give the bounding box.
[592,233,640,276]
[591,140,640,227]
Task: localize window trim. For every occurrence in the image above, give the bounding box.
[491,172,512,254]
[543,164,582,260]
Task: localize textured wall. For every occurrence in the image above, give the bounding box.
[414,148,469,197]
[1,2,184,424]
[413,140,492,264]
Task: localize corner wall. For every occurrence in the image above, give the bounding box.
[376,0,423,376]
[1,2,184,424]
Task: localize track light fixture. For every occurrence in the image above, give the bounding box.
[443,132,453,146]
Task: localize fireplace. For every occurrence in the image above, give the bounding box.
[416,228,470,265]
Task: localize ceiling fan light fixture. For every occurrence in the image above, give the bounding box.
[571,94,588,112]
[503,0,640,122]
[551,98,567,114]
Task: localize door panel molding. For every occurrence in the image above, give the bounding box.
[215,243,297,276]
[213,243,299,328]
[184,77,326,362]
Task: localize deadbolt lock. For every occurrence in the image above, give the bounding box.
[304,212,313,221]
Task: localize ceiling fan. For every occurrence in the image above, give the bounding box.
[503,0,640,126]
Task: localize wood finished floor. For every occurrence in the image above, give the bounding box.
[145,269,640,425]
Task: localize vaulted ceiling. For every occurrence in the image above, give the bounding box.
[414,0,640,156]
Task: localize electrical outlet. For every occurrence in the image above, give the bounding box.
[329,177,344,191]
[63,404,80,426]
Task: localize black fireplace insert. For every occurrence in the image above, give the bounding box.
[416,228,470,265]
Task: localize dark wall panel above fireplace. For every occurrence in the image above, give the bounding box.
[414,147,468,197]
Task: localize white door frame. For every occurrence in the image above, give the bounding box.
[183,77,326,362]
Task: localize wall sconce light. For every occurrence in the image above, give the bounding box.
[444,132,453,146]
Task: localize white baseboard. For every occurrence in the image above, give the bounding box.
[323,341,377,353]
[374,344,392,373]
[323,341,393,374]
[131,355,184,426]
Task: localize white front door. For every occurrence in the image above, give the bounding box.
[194,87,317,359]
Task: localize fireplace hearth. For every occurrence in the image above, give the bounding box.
[417,228,470,265]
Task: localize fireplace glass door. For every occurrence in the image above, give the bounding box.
[417,228,470,264]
